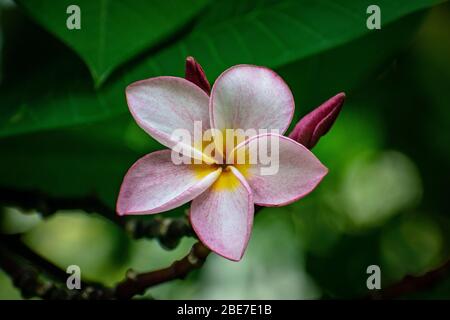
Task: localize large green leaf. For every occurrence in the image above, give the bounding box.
[0,16,125,137]
[0,12,431,209]
[16,0,211,86]
[0,114,154,209]
[167,0,444,78]
[0,0,443,138]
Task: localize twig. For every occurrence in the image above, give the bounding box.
[125,216,194,249]
[114,241,210,299]
[367,258,450,299]
[0,234,69,282]
[0,234,208,300]
[0,187,193,246]
[0,235,114,300]
[114,207,265,299]
[0,191,269,299]
[0,187,116,219]
[4,191,450,300]
[0,188,204,299]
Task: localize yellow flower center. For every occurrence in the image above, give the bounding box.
[191,129,253,191]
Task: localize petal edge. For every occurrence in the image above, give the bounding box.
[231,134,328,207]
[190,166,254,261]
[210,65,294,136]
[117,150,221,215]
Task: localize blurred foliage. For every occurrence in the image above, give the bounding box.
[0,0,443,137]
[328,150,422,228]
[16,0,211,86]
[1,0,450,299]
[0,207,41,234]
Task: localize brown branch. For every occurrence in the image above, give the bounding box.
[125,216,194,249]
[114,241,210,299]
[0,234,209,300]
[367,258,450,299]
[0,235,114,299]
[0,187,193,247]
[4,193,450,300]
[0,189,199,299]
[113,207,266,299]
[0,187,117,219]
[0,187,205,299]
[0,189,268,299]
[0,234,70,283]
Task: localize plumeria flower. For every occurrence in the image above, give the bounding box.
[117,57,344,261]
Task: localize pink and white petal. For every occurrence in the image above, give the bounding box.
[126,76,211,161]
[117,150,221,216]
[232,134,328,206]
[190,166,254,261]
[210,65,294,135]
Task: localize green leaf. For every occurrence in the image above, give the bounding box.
[0,7,127,137]
[0,12,430,210]
[165,0,444,79]
[0,115,151,208]
[16,0,211,86]
[0,0,443,138]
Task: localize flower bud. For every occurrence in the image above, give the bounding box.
[185,56,211,94]
[289,92,345,149]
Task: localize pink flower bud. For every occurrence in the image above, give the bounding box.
[289,92,345,149]
[185,56,211,94]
